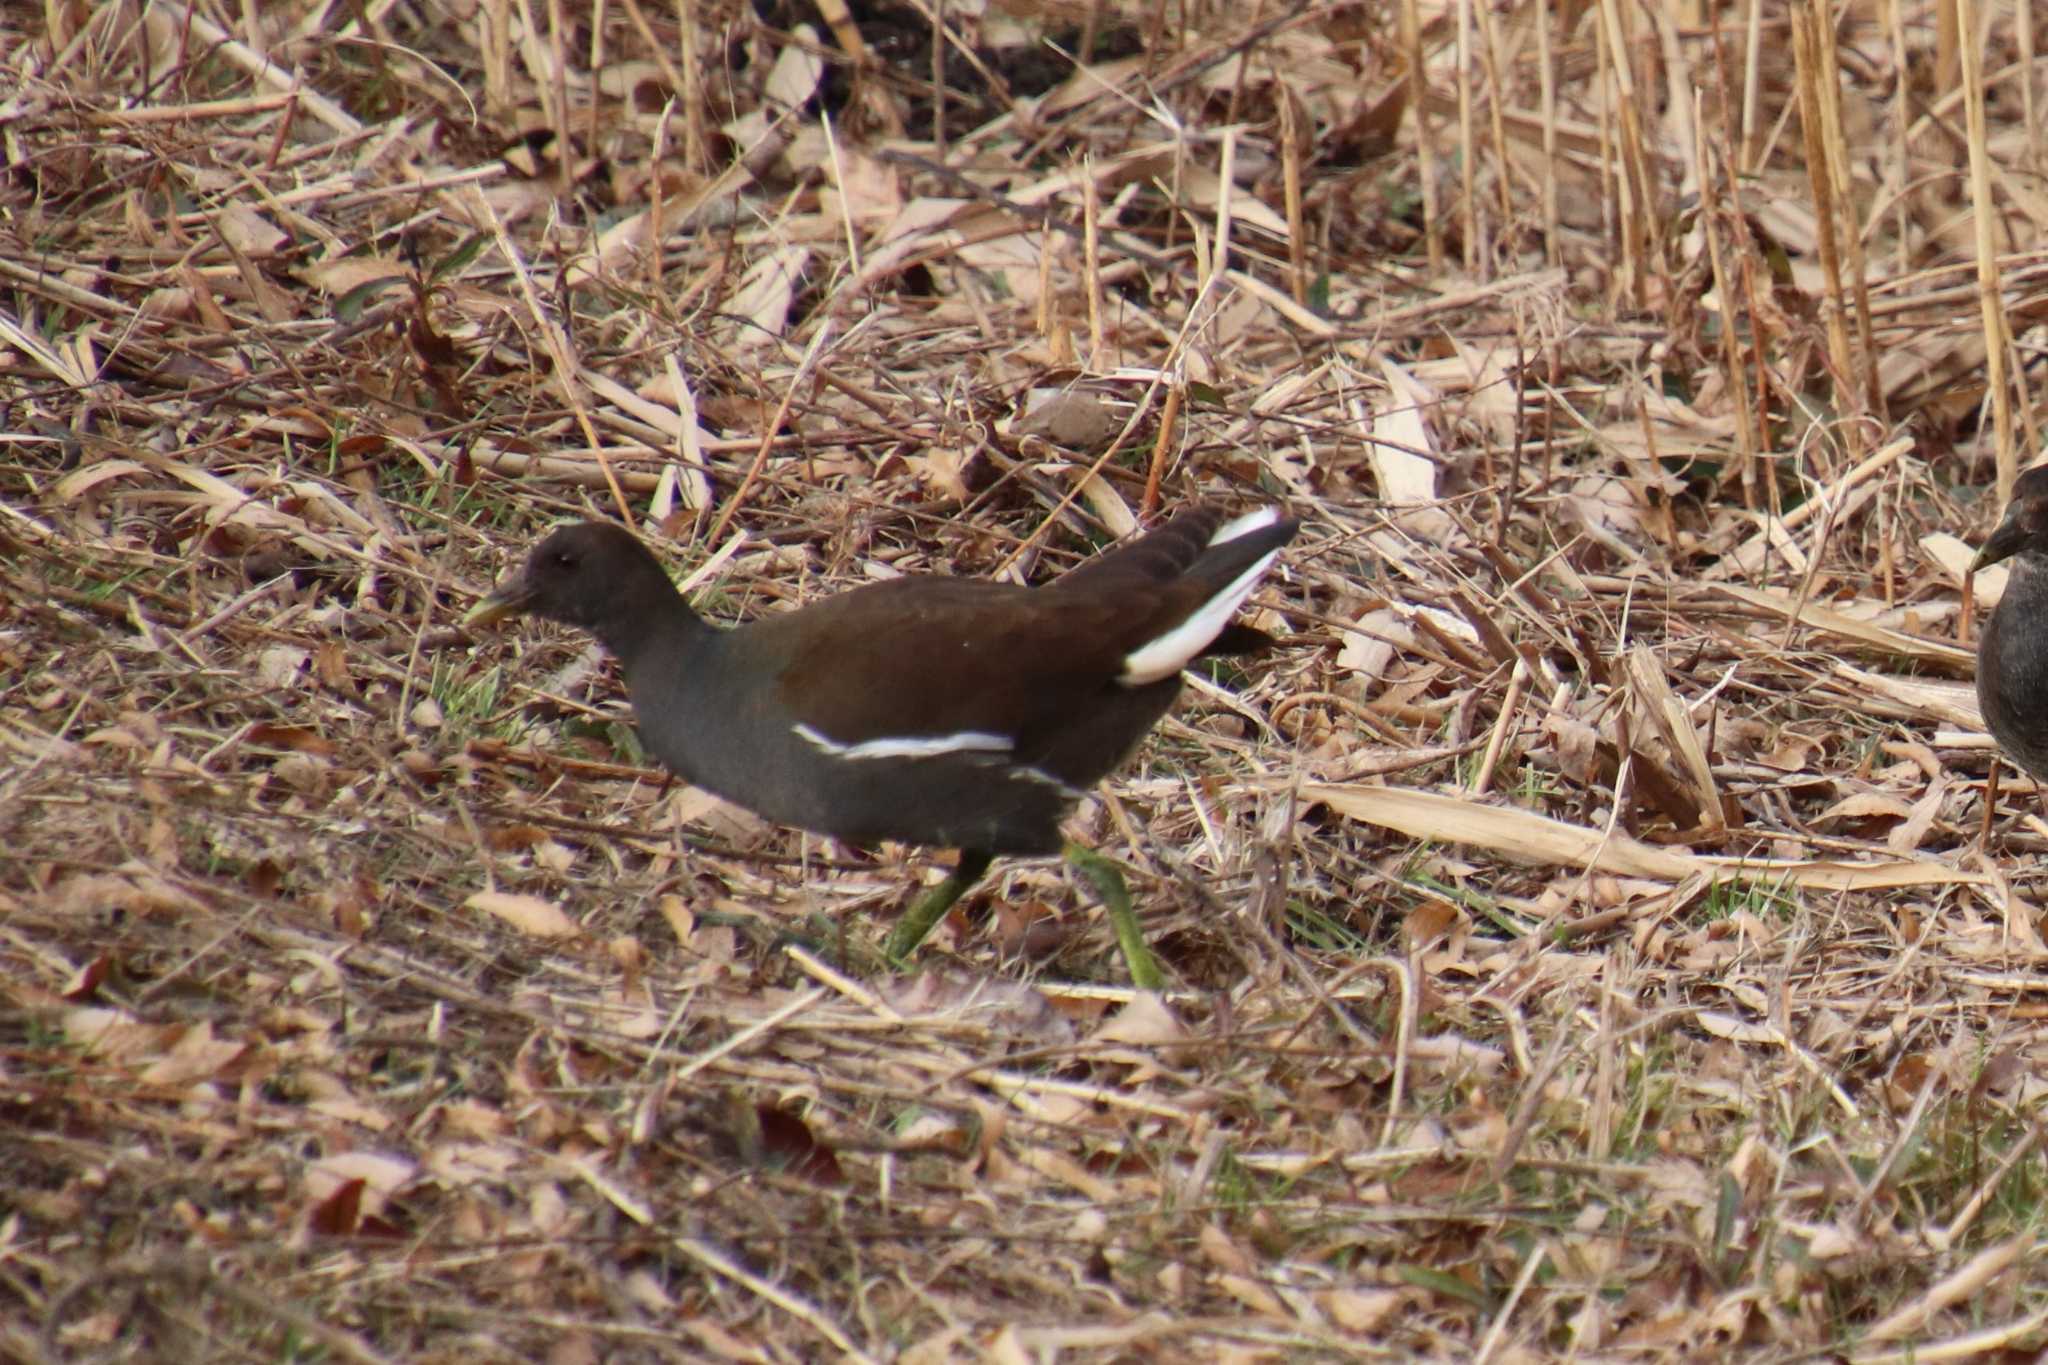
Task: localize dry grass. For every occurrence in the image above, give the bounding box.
[6,0,2048,1359]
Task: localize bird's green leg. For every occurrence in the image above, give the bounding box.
[885,849,994,963]
[1063,841,1165,991]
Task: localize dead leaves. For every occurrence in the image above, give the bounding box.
[1306,784,1983,895]
[465,889,580,939]
[13,0,2048,1355]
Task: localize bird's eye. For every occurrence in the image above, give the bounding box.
[553,550,577,568]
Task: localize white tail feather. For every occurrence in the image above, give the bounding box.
[1118,545,1283,686]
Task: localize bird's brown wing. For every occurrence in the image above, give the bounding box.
[766,505,1295,752]
[762,578,1158,749]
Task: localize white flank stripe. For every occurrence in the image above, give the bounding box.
[1014,767,1082,795]
[794,723,1014,760]
[1119,546,1282,685]
[1207,505,1282,546]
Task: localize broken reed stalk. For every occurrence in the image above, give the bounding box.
[929,0,947,156]
[1402,0,1443,271]
[1739,0,1765,169]
[1956,0,2018,504]
[1690,87,1762,517]
[1791,3,1862,454]
[1476,0,1513,238]
[2021,0,2042,173]
[544,0,572,198]
[1083,158,1103,367]
[1280,85,1307,307]
[1884,0,1911,276]
[1536,0,1559,268]
[1456,0,1477,272]
[1811,6,1885,422]
[1704,4,1770,512]
[1141,383,1182,518]
[1594,2,1618,285]
[1595,0,1654,308]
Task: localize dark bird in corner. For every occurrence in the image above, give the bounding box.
[464,505,1301,988]
[1974,464,2048,785]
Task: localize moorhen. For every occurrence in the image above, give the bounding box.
[1976,464,2048,784]
[464,505,1300,986]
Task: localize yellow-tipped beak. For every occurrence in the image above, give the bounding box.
[462,578,533,628]
[1975,514,2027,574]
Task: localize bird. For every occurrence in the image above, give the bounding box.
[464,504,1300,987]
[1975,464,2048,784]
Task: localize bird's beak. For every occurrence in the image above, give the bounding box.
[463,574,535,628]
[1974,513,2029,573]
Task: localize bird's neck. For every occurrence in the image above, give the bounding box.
[592,589,717,680]
[2010,549,2048,595]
